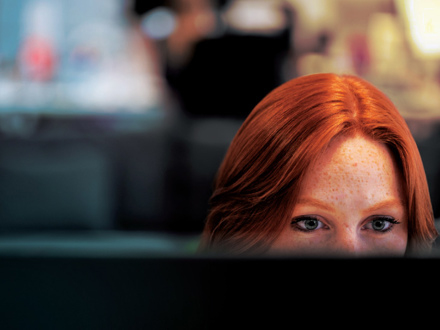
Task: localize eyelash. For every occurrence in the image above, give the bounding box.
[290,216,401,233]
[363,216,401,234]
[290,216,327,232]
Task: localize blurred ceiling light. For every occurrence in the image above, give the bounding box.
[223,0,286,34]
[397,0,440,58]
[141,7,176,40]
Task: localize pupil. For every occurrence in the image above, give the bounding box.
[305,220,318,230]
[373,220,385,230]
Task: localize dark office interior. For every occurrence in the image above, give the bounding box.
[1,0,440,328]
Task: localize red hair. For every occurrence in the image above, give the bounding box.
[199,73,438,255]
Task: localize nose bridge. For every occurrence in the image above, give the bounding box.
[332,225,361,256]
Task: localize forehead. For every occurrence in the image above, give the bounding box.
[317,134,394,172]
[300,134,403,204]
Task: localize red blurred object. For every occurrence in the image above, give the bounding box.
[20,36,57,81]
[348,33,370,76]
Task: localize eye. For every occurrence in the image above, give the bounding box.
[363,216,400,233]
[291,216,327,232]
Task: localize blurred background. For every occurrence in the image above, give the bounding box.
[0,0,440,257]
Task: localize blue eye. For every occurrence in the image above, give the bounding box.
[364,216,400,233]
[291,216,326,232]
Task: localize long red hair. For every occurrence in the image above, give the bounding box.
[199,73,438,255]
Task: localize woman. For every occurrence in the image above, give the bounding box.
[198,73,438,256]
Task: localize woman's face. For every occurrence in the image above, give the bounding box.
[269,134,408,257]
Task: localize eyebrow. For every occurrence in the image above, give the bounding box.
[296,197,336,213]
[295,197,404,215]
[362,199,404,214]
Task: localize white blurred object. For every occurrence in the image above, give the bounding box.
[141,7,176,40]
[397,0,440,58]
[368,13,404,61]
[20,0,61,44]
[367,13,407,79]
[68,63,162,112]
[223,0,287,34]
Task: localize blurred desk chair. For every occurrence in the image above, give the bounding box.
[410,119,440,219]
[111,127,169,231]
[0,139,114,231]
[173,118,242,231]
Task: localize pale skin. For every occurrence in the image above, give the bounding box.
[269,134,408,257]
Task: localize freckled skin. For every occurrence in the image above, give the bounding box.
[269,134,408,257]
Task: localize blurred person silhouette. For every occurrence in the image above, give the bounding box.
[166,0,294,118]
[133,0,294,118]
[198,73,438,256]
